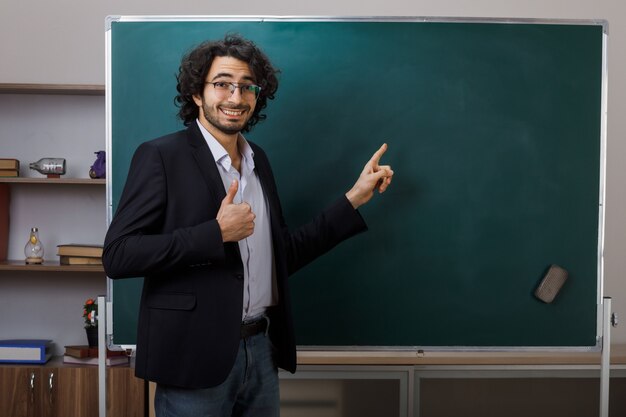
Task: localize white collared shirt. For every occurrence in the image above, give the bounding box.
[197,120,277,320]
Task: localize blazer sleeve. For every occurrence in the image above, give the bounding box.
[282,195,368,276]
[251,144,368,276]
[102,141,226,279]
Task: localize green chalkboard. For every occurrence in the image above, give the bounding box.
[107,18,605,348]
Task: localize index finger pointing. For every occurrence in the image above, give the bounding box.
[370,143,388,165]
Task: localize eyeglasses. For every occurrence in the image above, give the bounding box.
[205,81,262,100]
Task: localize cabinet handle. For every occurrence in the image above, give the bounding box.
[48,371,54,406]
[29,372,35,404]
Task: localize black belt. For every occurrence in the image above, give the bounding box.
[240,317,268,339]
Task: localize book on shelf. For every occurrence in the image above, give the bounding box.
[57,243,103,258]
[0,183,9,261]
[63,354,129,366]
[64,345,127,359]
[0,339,53,364]
[0,169,19,177]
[59,255,102,265]
[0,159,19,170]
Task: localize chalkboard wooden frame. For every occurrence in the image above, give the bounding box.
[105,16,607,352]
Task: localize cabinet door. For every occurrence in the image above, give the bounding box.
[0,366,31,417]
[108,366,146,417]
[0,367,50,417]
[50,366,145,417]
[51,367,98,417]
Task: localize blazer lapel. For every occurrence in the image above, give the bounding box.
[186,123,226,210]
[253,149,286,256]
[253,152,278,220]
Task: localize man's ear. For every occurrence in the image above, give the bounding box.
[192,94,203,107]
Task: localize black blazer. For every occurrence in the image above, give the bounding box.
[103,123,367,388]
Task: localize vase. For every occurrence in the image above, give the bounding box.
[86,326,98,347]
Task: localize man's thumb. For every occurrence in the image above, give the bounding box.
[222,179,238,205]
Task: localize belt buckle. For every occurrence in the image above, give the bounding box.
[241,315,269,339]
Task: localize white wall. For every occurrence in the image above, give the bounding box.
[0,0,624,346]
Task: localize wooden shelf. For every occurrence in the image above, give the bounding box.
[0,83,104,96]
[0,260,104,273]
[0,177,105,185]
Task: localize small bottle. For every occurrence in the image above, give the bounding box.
[24,227,44,264]
[29,158,66,177]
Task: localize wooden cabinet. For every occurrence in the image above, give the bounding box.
[0,360,145,417]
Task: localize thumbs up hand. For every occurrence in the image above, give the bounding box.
[216,179,256,242]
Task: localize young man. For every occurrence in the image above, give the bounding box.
[103,34,393,417]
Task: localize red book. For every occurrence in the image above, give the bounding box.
[64,345,127,359]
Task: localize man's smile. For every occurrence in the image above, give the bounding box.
[220,107,246,117]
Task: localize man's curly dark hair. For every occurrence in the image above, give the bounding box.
[175,34,279,131]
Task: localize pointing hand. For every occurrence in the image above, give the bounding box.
[345,143,394,209]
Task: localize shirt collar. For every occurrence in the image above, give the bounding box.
[196,119,255,173]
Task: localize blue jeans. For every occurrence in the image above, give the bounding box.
[154,333,280,417]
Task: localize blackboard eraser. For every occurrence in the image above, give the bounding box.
[534,264,568,303]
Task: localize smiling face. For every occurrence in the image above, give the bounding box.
[193,56,258,140]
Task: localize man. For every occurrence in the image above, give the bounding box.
[103,34,393,417]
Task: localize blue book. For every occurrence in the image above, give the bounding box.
[0,339,53,364]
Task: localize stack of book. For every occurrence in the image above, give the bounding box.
[63,345,129,366]
[0,158,19,177]
[57,243,103,265]
[0,339,52,364]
